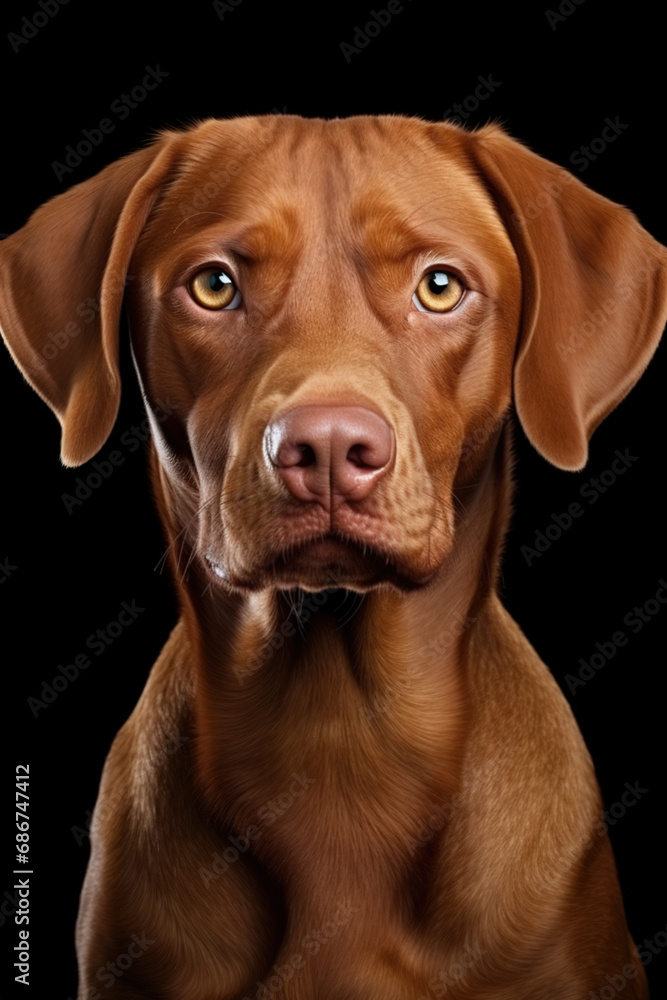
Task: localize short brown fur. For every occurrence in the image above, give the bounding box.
[2,115,665,999]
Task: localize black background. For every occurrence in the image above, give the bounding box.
[1,2,665,996]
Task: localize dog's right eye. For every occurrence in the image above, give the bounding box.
[189,268,241,310]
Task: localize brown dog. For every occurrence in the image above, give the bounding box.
[1,116,664,999]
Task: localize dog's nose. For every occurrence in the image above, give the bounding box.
[265,406,394,504]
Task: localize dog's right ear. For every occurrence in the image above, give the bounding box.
[0,135,179,467]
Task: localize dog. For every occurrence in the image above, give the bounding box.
[1,115,664,999]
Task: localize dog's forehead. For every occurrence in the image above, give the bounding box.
[157,116,510,256]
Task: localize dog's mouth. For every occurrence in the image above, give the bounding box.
[206,533,433,593]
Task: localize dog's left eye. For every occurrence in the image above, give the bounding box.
[413,271,465,313]
[189,268,242,310]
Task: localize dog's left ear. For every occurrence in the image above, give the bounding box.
[464,124,667,471]
[0,134,180,467]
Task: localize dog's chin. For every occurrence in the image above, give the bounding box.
[206,535,436,594]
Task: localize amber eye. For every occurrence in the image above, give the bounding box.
[189,267,241,310]
[413,271,465,313]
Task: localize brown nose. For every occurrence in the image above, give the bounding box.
[264,406,394,505]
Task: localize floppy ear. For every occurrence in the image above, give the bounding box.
[0,135,179,467]
[465,124,667,471]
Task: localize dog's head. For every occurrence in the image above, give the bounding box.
[1,116,665,593]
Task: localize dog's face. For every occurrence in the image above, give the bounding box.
[1,115,665,596]
[128,117,522,592]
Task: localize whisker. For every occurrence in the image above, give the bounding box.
[154,497,214,576]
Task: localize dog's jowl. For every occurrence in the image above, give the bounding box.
[2,116,664,999]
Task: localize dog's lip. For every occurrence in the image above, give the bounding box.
[271,534,436,591]
[271,532,391,570]
[206,534,435,592]
[293,533,370,558]
[206,534,378,580]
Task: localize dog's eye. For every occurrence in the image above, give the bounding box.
[189,268,241,310]
[413,271,464,313]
